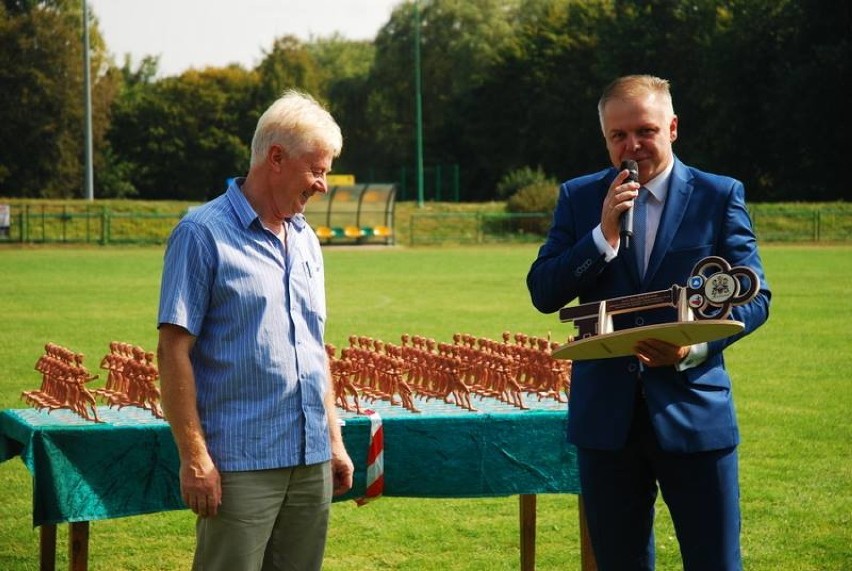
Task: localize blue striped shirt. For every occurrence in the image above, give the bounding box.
[157,179,331,471]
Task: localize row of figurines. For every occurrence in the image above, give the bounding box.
[22,342,161,423]
[328,332,572,414]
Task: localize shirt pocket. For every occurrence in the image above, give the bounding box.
[301,258,326,319]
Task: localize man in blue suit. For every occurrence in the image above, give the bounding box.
[527,75,770,570]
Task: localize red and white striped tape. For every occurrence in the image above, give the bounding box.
[355,408,384,506]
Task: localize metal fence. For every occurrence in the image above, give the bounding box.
[748,207,852,242]
[408,212,551,246]
[1,203,850,246]
[407,207,852,246]
[0,205,182,245]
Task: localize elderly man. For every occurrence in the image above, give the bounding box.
[157,90,353,571]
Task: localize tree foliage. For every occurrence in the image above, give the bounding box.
[107,64,258,201]
[306,35,376,174]
[361,0,522,198]
[0,0,117,197]
[1,0,850,202]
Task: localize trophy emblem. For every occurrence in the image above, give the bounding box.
[552,257,760,360]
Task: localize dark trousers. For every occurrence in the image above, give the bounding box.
[577,394,742,571]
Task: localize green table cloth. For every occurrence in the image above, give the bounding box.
[1,398,578,527]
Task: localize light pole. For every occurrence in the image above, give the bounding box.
[413,0,424,208]
[82,0,94,201]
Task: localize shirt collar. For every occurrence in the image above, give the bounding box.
[225,177,307,232]
[289,213,307,231]
[643,158,675,203]
[226,178,259,230]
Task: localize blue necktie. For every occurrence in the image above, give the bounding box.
[634,187,648,277]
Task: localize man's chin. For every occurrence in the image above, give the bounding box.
[295,192,312,212]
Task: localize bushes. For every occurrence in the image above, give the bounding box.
[495,166,552,200]
[502,168,558,235]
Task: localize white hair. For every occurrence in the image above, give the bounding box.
[250,90,343,166]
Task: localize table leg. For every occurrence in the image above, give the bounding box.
[519,494,536,571]
[39,524,56,571]
[578,495,598,571]
[69,521,89,571]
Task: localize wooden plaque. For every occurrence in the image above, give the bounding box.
[552,320,744,361]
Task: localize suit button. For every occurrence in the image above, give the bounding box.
[628,363,638,373]
[635,317,645,326]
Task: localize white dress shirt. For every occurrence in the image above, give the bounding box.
[591,159,707,370]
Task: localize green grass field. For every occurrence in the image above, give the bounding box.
[1,244,850,570]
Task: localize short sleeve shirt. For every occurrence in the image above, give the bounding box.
[157,179,331,471]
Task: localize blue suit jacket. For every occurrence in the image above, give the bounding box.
[527,158,771,453]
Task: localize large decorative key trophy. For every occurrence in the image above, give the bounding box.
[552,256,760,360]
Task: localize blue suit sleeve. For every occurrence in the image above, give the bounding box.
[527,181,608,314]
[707,180,771,356]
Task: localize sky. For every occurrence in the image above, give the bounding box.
[89,0,403,77]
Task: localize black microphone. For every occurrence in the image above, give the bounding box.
[619,159,639,249]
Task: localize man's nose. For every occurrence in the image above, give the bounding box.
[625,134,641,150]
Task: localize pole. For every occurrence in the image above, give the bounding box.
[82,0,94,201]
[413,1,425,208]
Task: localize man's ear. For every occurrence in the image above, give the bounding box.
[268,144,286,170]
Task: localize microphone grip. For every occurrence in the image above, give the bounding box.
[621,206,634,248]
[618,160,639,249]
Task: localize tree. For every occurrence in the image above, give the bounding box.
[0,0,117,197]
[462,0,605,196]
[10,0,846,203]
[717,0,852,200]
[107,65,258,201]
[365,0,522,199]
[306,34,376,175]
[255,35,323,104]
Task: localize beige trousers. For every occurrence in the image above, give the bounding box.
[192,462,332,571]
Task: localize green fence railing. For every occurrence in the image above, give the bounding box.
[0,205,183,245]
[408,207,852,246]
[1,204,851,246]
[748,207,852,242]
[408,212,551,246]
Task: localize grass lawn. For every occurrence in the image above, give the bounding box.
[0,244,850,570]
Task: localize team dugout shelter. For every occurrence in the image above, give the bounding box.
[304,174,396,245]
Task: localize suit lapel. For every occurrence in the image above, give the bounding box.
[643,160,692,286]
